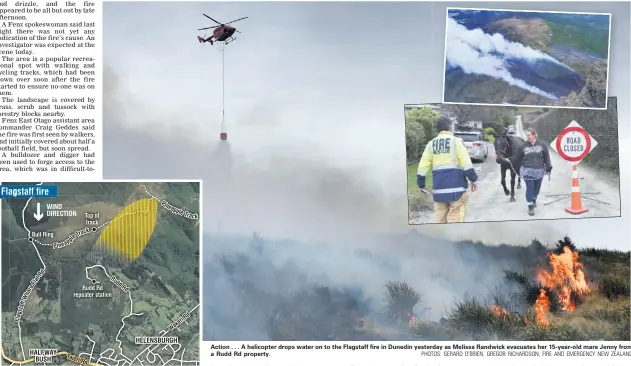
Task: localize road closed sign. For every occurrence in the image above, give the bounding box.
[550,120,598,164]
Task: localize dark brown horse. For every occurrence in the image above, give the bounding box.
[493,134,523,202]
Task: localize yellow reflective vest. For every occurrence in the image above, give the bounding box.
[417,131,478,203]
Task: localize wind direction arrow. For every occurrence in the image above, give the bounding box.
[34,202,44,221]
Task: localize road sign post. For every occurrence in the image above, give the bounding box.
[549,121,598,215]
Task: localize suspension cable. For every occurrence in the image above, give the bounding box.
[221,47,225,133]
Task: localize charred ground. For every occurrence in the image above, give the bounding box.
[203,234,629,341]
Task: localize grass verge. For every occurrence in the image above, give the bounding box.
[407,163,433,213]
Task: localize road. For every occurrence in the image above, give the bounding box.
[411,116,621,223]
[2,183,200,366]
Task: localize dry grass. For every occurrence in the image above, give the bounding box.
[409,239,630,341]
[211,235,630,341]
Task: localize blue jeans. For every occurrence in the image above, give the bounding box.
[525,178,543,205]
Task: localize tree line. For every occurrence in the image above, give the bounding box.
[526,97,620,174]
[405,104,519,164]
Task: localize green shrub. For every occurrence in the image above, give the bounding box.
[405,107,440,162]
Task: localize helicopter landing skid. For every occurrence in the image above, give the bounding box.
[225,37,237,45]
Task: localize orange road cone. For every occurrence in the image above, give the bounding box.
[565,164,588,215]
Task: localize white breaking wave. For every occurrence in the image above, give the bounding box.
[445,17,560,100]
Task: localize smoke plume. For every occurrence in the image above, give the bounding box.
[445,17,562,100]
[103,65,569,341]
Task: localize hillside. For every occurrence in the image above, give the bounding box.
[453,10,610,59]
[445,60,607,109]
[203,233,630,341]
[444,69,556,105]
[445,11,609,108]
[554,61,608,108]
[483,18,552,51]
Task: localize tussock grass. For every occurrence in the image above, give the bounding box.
[211,234,630,341]
[383,281,424,324]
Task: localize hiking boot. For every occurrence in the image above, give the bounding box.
[528,204,535,216]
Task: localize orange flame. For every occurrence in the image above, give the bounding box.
[535,289,551,327]
[536,246,590,312]
[407,312,418,327]
[491,305,508,318]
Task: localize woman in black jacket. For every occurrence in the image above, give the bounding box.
[514,128,553,216]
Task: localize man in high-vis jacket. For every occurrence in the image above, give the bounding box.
[417,117,478,223]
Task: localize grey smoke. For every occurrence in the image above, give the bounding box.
[103,65,565,340]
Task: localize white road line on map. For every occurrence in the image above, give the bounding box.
[127,303,200,364]
[79,335,96,362]
[84,265,144,357]
[140,185,199,220]
[27,184,199,248]
[8,183,200,364]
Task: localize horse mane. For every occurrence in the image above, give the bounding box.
[506,135,524,146]
[505,135,526,150]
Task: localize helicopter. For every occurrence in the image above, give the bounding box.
[197,14,248,45]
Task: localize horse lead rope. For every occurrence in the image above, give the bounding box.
[504,158,519,176]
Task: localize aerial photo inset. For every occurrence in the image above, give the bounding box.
[443,8,611,109]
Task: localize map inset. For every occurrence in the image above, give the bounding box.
[1,182,200,366]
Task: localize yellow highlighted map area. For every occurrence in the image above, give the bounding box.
[95,198,158,264]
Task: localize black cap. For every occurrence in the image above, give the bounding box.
[435,117,452,132]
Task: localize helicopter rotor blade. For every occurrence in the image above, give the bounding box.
[198,26,219,31]
[235,30,241,33]
[203,14,223,25]
[225,16,248,24]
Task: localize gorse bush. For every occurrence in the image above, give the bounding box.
[405,107,440,163]
[444,298,524,341]
[266,286,369,341]
[598,269,630,299]
[554,236,577,253]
